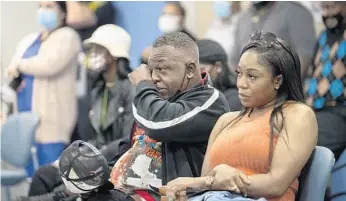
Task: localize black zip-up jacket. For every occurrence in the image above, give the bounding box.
[132,74,230,184]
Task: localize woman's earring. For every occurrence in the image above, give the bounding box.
[275,86,279,90]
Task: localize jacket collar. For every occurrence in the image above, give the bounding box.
[168,73,211,102]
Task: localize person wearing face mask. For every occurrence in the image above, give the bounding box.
[68,1,115,146]
[305,2,346,162]
[204,1,241,57]
[158,2,196,41]
[6,1,81,177]
[229,1,316,81]
[83,24,135,152]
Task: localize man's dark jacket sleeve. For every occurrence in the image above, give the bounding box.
[132,80,230,143]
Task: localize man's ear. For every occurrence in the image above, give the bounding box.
[214,61,222,73]
[186,61,197,79]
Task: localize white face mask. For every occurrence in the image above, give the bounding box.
[87,52,107,73]
[158,15,182,33]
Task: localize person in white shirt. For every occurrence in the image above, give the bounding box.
[204,1,241,57]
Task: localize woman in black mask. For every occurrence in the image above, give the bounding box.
[305,1,346,161]
[197,39,242,111]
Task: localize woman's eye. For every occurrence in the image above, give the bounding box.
[248,75,257,80]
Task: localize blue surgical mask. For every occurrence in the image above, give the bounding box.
[37,9,58,31]
[214,1,231,19]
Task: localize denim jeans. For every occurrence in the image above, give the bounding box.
[188,191,267,201]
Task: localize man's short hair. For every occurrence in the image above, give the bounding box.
[152,32,199,60]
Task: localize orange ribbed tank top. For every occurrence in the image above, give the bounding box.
[208,109,298,201]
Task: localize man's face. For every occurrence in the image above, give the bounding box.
[148,46,189,99]
[321,2,345,17]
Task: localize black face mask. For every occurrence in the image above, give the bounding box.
[252,1,271,10]
[322,13,344,32]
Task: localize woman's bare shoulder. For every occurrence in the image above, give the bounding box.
[219,111,241,122]
[282,102,317,138]
[216,111,242,128]
[282,102,316,120]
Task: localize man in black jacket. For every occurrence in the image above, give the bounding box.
[122,32,229,196]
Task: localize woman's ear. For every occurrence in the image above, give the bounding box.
[274,74,283,89]
[186,61,197,79]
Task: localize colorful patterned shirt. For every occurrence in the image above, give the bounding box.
[306,27,346,109]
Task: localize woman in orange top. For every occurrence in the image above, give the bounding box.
[161,31,318,201]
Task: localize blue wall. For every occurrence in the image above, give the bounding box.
[112,1,165,69]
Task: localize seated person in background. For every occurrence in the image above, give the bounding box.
[67,1,115,141]
[162,31,317,201]
[305,1,346,161]
[107,32,229,201]
[82,24,135,156]
[197,39,242,111]
[158,2,196,41]
[15,24,135,201]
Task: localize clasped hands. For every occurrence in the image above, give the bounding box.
[160,164,251,201]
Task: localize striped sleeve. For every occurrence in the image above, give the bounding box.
[132,80,226,143]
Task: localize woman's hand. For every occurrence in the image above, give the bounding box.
[6,67,20,78]
[209,164,251,196]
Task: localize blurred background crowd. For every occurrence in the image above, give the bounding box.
[0,1,345,201]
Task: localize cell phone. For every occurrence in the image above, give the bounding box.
[9,74,23,90]
[148,185,161,195]
[148,185,206,198]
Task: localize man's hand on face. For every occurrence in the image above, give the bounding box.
[128,64,152,86]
